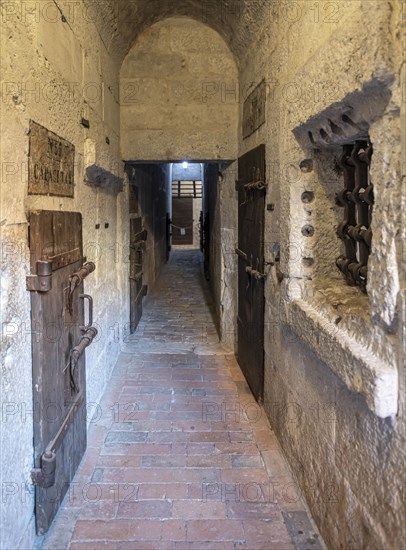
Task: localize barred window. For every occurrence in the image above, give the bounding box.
[335,140,374,292]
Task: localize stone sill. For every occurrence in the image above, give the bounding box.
[286,299,398,419]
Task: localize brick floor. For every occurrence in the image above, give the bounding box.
[40,249,323,550]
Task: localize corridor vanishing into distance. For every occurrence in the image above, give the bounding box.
[40,249,323,550]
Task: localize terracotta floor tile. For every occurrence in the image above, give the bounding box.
[117,499,172,519]
[72,520,130,541]
[172,501,226,519]
[186,519,244,541]
[138,482,188,500]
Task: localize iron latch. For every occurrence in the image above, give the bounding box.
[245,265,267,280]
[26,260,52,292]
[244,179,267,192]
[68,327,98,392]
[66,262,96,315]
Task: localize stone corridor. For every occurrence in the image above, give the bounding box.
[40,249,323,550]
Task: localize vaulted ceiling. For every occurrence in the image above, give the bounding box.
[95,0,268,63]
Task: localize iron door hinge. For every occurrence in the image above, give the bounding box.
[26,260,52,292]
[31,451,56,488]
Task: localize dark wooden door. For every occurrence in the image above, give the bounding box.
[203,211,210,281]
[172,198,193,245]
[166,212,171,261]
[130,217,147,333]
[236,145,266,402]
[28,210,96,534]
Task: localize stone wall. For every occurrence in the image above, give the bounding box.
[0,3,127,548]
[120,17,239,162]
[192,197,202,248]
[203,162,237,352]
[203,165,220,328]
[237,1,405,547]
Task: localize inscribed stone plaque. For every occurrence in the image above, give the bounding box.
[28,120,75,197]
[243,79,266,139]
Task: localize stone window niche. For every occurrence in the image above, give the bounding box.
[285,77,398,419]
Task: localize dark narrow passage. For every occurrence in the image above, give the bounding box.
[40,249,323,550]
[123,249,221,354]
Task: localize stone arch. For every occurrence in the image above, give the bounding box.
[120,17,239,161]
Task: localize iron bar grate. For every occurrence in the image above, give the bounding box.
[335,140,374,292]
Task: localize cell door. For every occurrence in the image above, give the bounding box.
[28,210,97,534]
[129,217,148,333]
[236,145,266,402]
[172,198,194,245]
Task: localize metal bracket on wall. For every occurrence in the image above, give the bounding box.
[26,260,53,292]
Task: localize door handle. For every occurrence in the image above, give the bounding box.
[79,294,93,331]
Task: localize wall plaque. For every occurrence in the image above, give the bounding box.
[243,79,266,139]
[28,120,75,197]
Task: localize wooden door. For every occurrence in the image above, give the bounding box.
[172,198,193,245]
[28,210,96,534]
[203,211,210,281]
[130,217,147,333]
[236,145,266,402]
[166,212,171,261]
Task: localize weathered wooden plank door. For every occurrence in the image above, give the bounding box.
[236,145,266,402]
[203,211,210,281]
[129,217,147,333]
[28,210,96,534]
[166,212,172,261]
[172,198,194,245]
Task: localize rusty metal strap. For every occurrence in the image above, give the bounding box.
[133,229,148,242]
[48,247,82,270]
[31,390,84,488]
[132,284,148,307]
[130,271,143,282]
[235,248,248,261]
